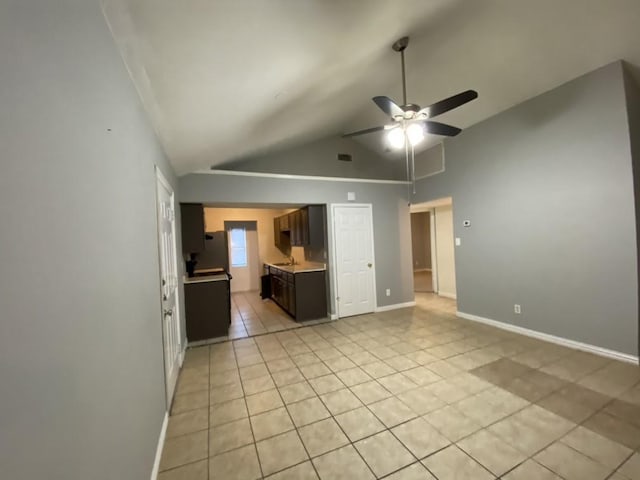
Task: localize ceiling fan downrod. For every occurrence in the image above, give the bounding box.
[392,36,410,107]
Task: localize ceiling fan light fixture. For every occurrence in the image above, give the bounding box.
[387,127,405,149]
[406,123,425,146]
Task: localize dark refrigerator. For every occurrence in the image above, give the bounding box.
[196,231,230,272]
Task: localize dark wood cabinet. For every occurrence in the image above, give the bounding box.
[180,203,205,254]
[274,205,324,248]
[279,214,290,231]
[289,209,301,246]
[274,216,289,250]
[306,205,324,248]
[184,279,231,341]
[299,207,310,245]
[274,217,281,249]
[269,265,327,321]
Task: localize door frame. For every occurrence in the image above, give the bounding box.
[430,209,438,293]
[329,203,377,319]
[154,166,184,406]
[411,197,457,296]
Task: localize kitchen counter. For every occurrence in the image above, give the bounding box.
[184,273,229,284]
[266,262,326,273]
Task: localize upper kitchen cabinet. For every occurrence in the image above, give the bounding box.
[274,205,325,248]
[289,209,302,246]
[274,216,290,250]
[180,203,205,253]
[306,205,324,248]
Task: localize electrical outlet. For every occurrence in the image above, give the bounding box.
[514,304,521,314]
[386,289,391,296]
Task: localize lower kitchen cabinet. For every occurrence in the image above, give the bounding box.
[269,266,327,321]
[184,279,231,341]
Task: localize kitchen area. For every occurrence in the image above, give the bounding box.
[180,203,329,344]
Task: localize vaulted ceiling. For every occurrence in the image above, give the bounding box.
[102,0,640,175]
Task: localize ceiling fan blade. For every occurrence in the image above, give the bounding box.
[372,96,405,117]
[423,120,462,137]
[419,90,478,118]
[342,125,387,138]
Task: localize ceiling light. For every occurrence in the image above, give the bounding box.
[387,127,405,149]
[406,123,425,146]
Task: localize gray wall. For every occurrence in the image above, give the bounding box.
[413,61,638,357]
[411,212,431,270]
[220,135,406,180]
[0,2,177,478]
[179,174,415,312]
[624,67,640,357]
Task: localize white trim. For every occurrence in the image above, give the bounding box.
[155,165,183,407]
[375,301,416,312]
[430,209,438,293]
[196,169,410,185]
[457,311,639,365]
[410,196,453,212]
[438,291,457,300]
[330,313,339,320]
[331,203,378,318]
[178,347,185,368]
[150,412,169,480]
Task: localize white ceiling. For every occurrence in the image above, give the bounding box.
[102,0,640,175]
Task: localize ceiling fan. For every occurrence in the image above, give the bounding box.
[343,36,478,148]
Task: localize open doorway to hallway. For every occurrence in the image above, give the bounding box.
[410,197,457,304]
[410,211,433,292]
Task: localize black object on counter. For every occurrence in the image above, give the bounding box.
[185,254,197,277]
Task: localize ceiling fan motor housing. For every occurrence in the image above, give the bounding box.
[392,36,409,52]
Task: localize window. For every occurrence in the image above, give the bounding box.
[229,228,247,267]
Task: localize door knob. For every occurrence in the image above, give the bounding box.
[367,263,372,268]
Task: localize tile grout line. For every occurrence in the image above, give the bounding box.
[174,294,640,479]
[234,339,265,479]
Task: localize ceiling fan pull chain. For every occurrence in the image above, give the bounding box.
[411,143,416,194]
[405,136,411,200]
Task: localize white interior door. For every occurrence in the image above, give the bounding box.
[156,168,181,405]
[333,205,376,317]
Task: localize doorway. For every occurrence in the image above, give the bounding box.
[410,211,433,292]
[332,204,376,317]
[410,197,457,300]
[155,167,182,406]
[224,221,260,293]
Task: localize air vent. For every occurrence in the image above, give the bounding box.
[337,153,352,162]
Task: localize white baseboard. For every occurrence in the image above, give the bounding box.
[457,311,639,365]
[150,412,169,480]
[178,347,185,368]
[438,291,457,300]
[330,313,339,320]
[375,301,416,313]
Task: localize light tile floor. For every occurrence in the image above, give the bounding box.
[225,291,328,341]
[162,293,640,479]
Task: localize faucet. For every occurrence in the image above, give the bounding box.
[289,256,295,265]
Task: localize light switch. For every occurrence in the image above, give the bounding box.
[347,192,356,201]
[455,237,461,246]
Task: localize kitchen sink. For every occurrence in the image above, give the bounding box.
[272,262,294,266]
